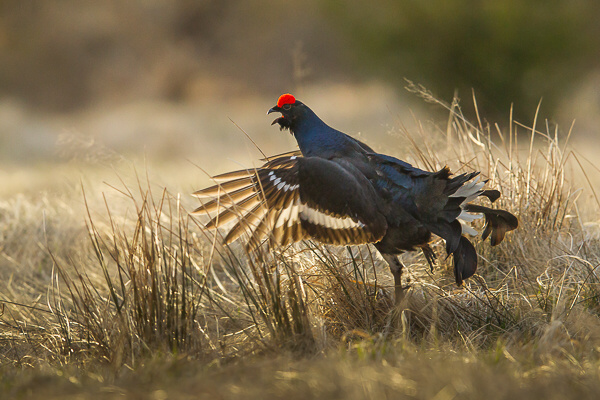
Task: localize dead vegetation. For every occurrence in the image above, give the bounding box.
[1,93,600,398]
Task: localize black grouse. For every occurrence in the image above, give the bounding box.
[193,94,518,303]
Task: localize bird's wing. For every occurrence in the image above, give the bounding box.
[193,154,387,250]
[259,149,302,162]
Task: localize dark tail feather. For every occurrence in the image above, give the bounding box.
[444,171,480,195]
[480,189,500,203]
[453,236,478,285]
[464,204,518,246]
[425,220,462,255]
[425,221,478,284]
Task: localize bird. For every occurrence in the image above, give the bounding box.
[193,93,518,304]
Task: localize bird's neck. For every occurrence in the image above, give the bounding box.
[291,109,346,157]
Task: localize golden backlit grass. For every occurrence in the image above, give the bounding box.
[1,93,600,399]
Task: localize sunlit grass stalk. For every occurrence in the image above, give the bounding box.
[2,90,599,370]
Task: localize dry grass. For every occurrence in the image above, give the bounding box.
[1,91,600,398]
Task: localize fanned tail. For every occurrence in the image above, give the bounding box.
[463,204,519,246]
[425,171,518,285]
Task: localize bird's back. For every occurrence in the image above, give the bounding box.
[196,93,518,286]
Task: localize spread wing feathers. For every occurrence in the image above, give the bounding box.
[193,155,388,251]
[295,157,387,245]
[259,150,302,162]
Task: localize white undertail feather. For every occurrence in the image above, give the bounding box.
[450,176,485,204]
[459,221,479,236]
[457,210,482,222]
[452,177,485,235]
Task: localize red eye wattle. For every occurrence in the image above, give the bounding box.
[277,93,296,108]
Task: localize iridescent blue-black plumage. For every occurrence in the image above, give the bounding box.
[196,94,518,302]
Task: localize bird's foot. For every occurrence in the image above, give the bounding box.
[421,245,437,273]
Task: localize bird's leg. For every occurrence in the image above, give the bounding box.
[383,254,408,305]
[420,244,437,273]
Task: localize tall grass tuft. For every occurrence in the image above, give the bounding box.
[46,179,218,366]
[2,91,599,375]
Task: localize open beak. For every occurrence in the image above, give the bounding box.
[267,106,282,125]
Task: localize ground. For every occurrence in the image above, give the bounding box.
[1,86,600,399]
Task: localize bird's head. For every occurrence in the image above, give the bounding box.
[267,93,306,132]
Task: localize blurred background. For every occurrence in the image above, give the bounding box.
[0,0,599,195]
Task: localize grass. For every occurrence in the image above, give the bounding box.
[1,91,600,399]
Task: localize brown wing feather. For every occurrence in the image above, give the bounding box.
[193,155,388,250]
